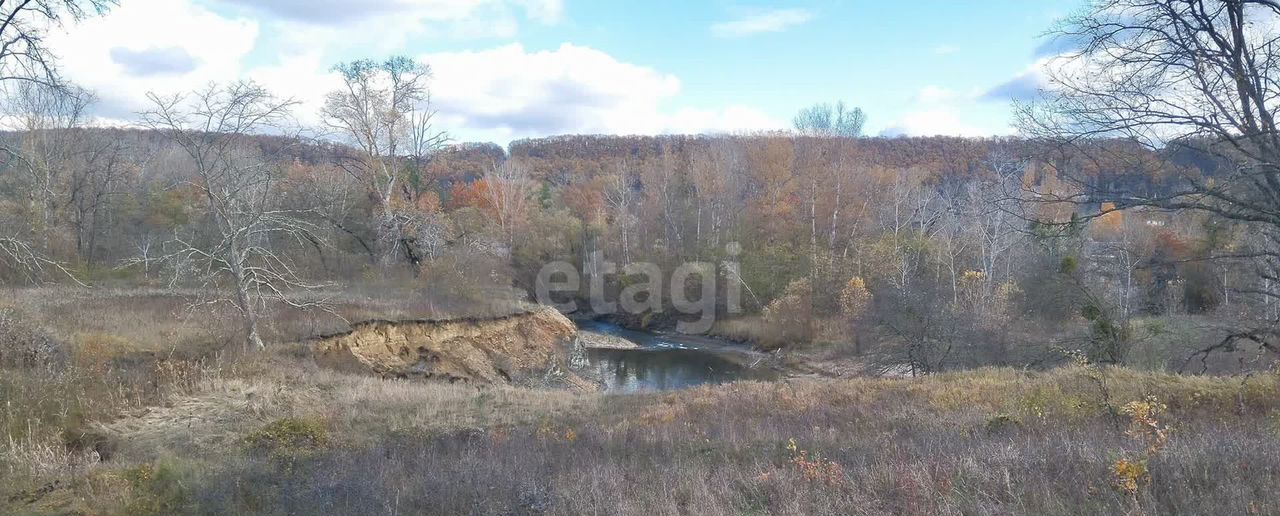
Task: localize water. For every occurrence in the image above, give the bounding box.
[577,320,777,392]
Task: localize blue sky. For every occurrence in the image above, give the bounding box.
[46,0,1081,144]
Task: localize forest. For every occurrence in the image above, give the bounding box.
[0,106,1259,373]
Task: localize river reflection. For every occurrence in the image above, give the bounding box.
[577,320,777,392]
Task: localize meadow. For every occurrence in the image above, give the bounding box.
[3,288,1279,515]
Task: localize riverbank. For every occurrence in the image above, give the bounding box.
[6,355,1278,515]
[4,288,1279,514]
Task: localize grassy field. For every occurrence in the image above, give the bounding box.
[3,288,1280,515]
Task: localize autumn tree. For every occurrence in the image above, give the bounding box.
[602,162,638,263]
[687,139,745,255]
[3,82,94,247]
[744,136,797,245]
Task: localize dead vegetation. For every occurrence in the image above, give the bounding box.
[3,288,1280,515]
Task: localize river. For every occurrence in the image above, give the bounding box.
[576,320,779,392]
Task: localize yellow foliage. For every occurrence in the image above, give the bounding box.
[1096,202,1124,235]
[838,276,872,318]
[1122,396,1169,456]
[1112,457,1149,495]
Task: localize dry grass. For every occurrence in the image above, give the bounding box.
[4,287,1280,515]
[100,350,596,459]
[10,359,1280,515]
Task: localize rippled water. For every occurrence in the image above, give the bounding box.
[577,320,777,392]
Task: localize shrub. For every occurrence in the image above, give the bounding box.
[763,278,813,344]
[73,332,130,373]
[244,417,330,463]
[122,460,193,515]
[984,413,1021,434]
[0,307,66,370]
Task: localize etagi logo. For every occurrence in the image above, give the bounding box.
[535,243,744,334]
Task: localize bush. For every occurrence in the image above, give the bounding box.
[763,278,813,344]
[122,460,193,515]
[244,417,330,463]
[0,307,67,370]
[73,332,130,373]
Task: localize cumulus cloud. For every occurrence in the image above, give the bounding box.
[425,43,781,140]
[711,8,812,37]
[426,43,677,136]
[46,0,780,140]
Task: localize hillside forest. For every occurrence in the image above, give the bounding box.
[0,71,1270,373]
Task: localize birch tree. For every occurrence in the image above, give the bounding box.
[482,158,533,249]
[322,56,448,266]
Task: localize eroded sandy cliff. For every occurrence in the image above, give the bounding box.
[313,306,581,385]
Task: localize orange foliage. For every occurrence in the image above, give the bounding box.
[447,179,493,214]
[1153,230,1189,260]
[416,191,442,214]
[561,178,605,225]
[746,137,798,242]
[1095,202,1124,235]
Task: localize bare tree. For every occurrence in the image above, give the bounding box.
[1021,0,1280,357]
[793,101,866,138]
[321,56,448,266]
[0,1,113,283]
[0,0,115,89]
[0,235,77,283]
[68,128,133,266]
[1,82,92,245]
[140,82,324,351]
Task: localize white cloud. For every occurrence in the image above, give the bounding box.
[932,44,958,55]
[513,0,564,24]
[980,58,1052,102]
[247,52,342,128]
[425,43,782,141]
[711,8,812,37]
[47,0,258,119]
[880,109,999,138]
[213,0,563,53]
[45,1,781,141]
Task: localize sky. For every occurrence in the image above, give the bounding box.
[44,0,1082,145]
